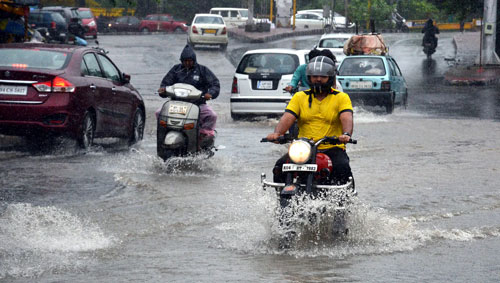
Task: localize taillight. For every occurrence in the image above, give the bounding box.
[221,27,227,35]
[50,21,56,29]
[192,25,198,34]
[33,77,75,93]
[381,81,391,91]
[231,77,238,94]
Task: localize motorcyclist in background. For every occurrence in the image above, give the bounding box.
[284,49,343,93]
[422,18,440,49]
[158,44,220,146]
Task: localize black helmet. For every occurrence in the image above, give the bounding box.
[306,56,336,94]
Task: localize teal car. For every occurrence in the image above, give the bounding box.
[337,55,408,113]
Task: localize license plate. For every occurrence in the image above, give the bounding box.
[257,80,273,90]
[168,104,188,115]
[350,81,373,89]
[282,163,318,172]
[204,29,216,34]
[0,85,27,96]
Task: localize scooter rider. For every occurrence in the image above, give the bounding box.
[158,44,220,144]
[267,56,354,184]
[421,18,440,49]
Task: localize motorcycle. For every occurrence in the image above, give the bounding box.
[423,38,436,59]
[391,12,409,33]
[261,134,357,247]
[157,83,217,161]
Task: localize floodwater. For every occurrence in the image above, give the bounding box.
[1,32,499,282]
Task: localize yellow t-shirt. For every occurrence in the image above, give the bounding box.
[285,88,353,150]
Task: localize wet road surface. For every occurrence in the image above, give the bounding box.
[1,32,499,282]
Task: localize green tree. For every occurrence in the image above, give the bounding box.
[440,0,483,23]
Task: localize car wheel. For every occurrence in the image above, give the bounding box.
[173,27,183,34]
[77,111,95,150]
[93,34,97,39]
[385,92,395,114]
[141,27,149,33]
[129,108,145,146]
[403,91,408,109]
[220,43,227,51]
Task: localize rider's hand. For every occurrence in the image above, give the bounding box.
[266,133,281,143]
[204,93,212,100]
[158,87,167,98]
[339,134,351,144]
[284,86,293,92]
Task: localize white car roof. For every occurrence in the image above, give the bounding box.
[320,33,354,39]
[243,48,308,55]
[194,13,223,18]
[210,7,247,11]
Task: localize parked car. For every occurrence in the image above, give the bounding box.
[337,55,408,113]
[315,33,354,63]
[77,7,97,38]
[230,48,309,119]
[298,9,355,29]
[107,16,141,32]
[290,11,327,29]
[138,14,187,33]
[187,14,228,50]
[28,10,68,43]
[209,7,248,28]
[41,6,80,23]
[0,43,145,149]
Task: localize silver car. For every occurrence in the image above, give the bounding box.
[230,49,309,120]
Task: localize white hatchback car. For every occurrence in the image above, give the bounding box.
[187,13,228,50]
[315,33,354,63]
[230,49,309,119]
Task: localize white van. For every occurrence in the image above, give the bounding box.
[209,7,248,28]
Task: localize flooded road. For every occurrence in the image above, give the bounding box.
[1,33,500,282]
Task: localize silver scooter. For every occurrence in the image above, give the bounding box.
[157,83,216,161]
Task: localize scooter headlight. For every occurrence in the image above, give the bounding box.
[288,140,311,164]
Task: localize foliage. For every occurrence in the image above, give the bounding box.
[440,0,483,22]
[396,0,440,21]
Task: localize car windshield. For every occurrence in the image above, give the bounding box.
[320,38,347,48]
[78,10,93,19]
[194,16,223,24]
[0,49,70,70]
[236,53,300,75]
[239,10,248,17]
[338,57,386,76]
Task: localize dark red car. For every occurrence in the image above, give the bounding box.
[138,14,187,33]
[0,43,145,149]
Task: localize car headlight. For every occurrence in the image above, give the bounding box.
[288,140,311,164]
[88,21,96,26]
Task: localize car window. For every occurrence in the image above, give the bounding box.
[320,38,346,48]
[194,16,223,24]
[78,10,93,19]
[97,54,121,82]
[239,10,248,17]
[338,57,386,76]
[83,53,103,77]
[51,13,66,24]
[219,11,228,17]
[390,58,403,76]
[230,11,238,17]
[117,17,127,23]
[146,15,157,21]
[0,49,69,70]
[210,10,219,15]
[130,17,140,24]
[236,53,300,75]
[160,15,171,21]
[387,59,397,76]
[296,14,306,19]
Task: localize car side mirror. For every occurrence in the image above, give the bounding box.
[122,73,131,83]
